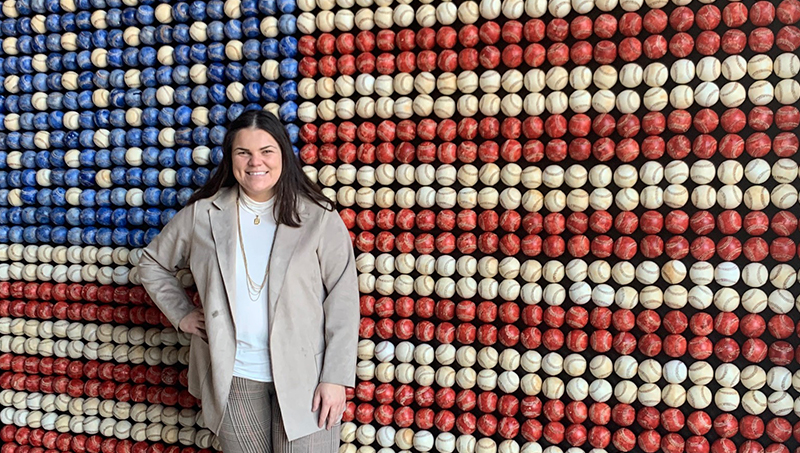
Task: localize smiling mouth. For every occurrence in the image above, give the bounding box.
[247,171,268,176]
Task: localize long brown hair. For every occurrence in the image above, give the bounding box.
[187,110,333,226]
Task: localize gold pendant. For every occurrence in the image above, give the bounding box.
[254,216,261,225]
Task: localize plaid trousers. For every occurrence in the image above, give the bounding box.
[215,376,341,453]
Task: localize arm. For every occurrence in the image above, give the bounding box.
[317,206,360,388]
[136,203,198,333]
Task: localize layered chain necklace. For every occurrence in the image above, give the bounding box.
[236,189,276,301]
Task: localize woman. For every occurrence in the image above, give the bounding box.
[137,110,359,453]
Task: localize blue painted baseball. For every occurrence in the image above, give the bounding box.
[156,25,174,44]
[7,208,21,224]
[108,110,125,127]
[77,130,94,149]
[123,48,140,67]
[96,189,111,206]
[158,148,176,167]
[243,60,261,81]
[174,147,191,168]
[79,113,95,131]
[278,14,296,35]
[125,207,142,225]
[143,168,160,186]
[279,36,297,58]
[207,43,225,63]
[175,128,192,146]
[33,74,48,91]
[174,45,191,65]
[110,187,127,206]
[124,128,141,147]
[175,106,192,125]
[93,30,109,48]
[80,209,95,226]
[279,80,298,101]
[126,168,142,186]
[105,70,122,88]
[47,74,61,91]
[189,1,207,21]
[207,105,226,125]
[224,62,243,82]
[45,0,60,13]
[8,171,22,188]
[142,228,159,246]
[50,207,66,225]
[175,167,193,187]
[141,68,157,86]
[122,89,140,108]
[279,58,298,79]
[277,0,295,13]
[175,86,192,105]
[225,20,243,40]
[5,133,21,149]
[33,35,47,53]
[8,226,24,243]
[121,8,137,26]
[22,207,37,224]
[20,113,35,130]
[20,133,36,150]
[143,187,161,206]
[193,167,211,186]
[139,127,157,146]
[22,170,36,186]
[206,63,224,83]
[35,151,50,169]
[62,52,78,71]
[46,14,62,32]
[244,82,261,102]
[156,107,175,127]
[96,207,112,225]
[172,24,190,43]
[64,169,79,187]
[47,112,63,129]
[94,150,111,168]
[242,17,260,37]
[142,108,160,127]
[110,167,127,186]
[280,101,298,123]
[19,95,35,113]
[194,126,212,146]
[208,21,225,41]
[258,0,277,15]
[142,148,159,167]
[173,3,190,22]
[209,84,226,104]
[137,5,155,24]
[243,40,261,60]
[62,93,79,111]
[79,170,96,188]
[60,14,76,32]
[140,47,157,67]
[20,187,37,205]
[36,207,50,224]
[18,37,33,54]
[79,150,96,168]
[160,188,178,207]
[177,187,194,206]
[172,65,190,85]
[111,208,127,226]
[144,208,161,226]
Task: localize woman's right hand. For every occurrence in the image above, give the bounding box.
[179,308,207,340]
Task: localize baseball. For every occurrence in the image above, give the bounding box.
[748,80,774,105]
[742,288,768,313]
[643,62,668,87]
[687,385,712,409]
[691,185,717,209]
[748,55,774,80]
[745,159,771,184]
[722,55,748,80]
[774,52,800,78]
[663,184,689,208]
[638,359,663,383]
[616,90,641,113]
[569,66,593,90]
[775,79,800,104]
[696,56,721,82]
[715,388,740,412]
[669,85,694,109]
[640,161,664,185]
[744,186,770,210]
[619,63,643,88]
[594,66,618,90]
[569,90,592,113]
[772,159,798,183]
[694,82,719,107]
[670,59,695,84]
[717,184,744,209]
[643,87,668,111]
[665,161,690,184]
[715,262,740,287]
[525,69,547,92]
[717,160,744,185]
[689,362,714,386]
[742,262,769,288]
[720,82,746,107]
[742,390,768,415]
[691,160,716,184]
[592,90,616,113]
[767,391,793,416]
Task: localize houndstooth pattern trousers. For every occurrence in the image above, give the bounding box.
[215,377,341,453]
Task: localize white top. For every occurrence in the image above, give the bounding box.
[232,188,278,382]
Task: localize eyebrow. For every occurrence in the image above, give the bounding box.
[234,145,278,152]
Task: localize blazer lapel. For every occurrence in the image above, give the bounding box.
[267,198,311,333]
[209,186,239,329]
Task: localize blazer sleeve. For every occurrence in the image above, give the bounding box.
[317,206,360,388]
[136,202,198,333]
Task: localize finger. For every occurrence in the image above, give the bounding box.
[312,389,321,412]
[197,321,205,329]
[327,412,336,431]
[319,403,330,429]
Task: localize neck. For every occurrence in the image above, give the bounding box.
[239,186,274,204]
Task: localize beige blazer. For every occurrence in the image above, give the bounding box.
[136,185,360,441]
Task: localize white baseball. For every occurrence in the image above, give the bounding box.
[745,159,771,184]
[694,81,719,107]
[643,62,668,87]
[742,288,768,313]
[616,90,640,113]
[643,87,668,111]
[717,184,743,209]
[593,65,617,89]
[775,79,800,104]
[689,362,714,385]
[722,55,747,80]
[744,185,770,210]
[720,81,746,107]
[748,80,774,105]
[670,59,695,84]
[715,388,740,412]
[772,158,798,183]
[569,66,592,90]
[742,390,768,415]
[774,52,800,78]
[715,262,740,287]
[480,0,502,19]
[742,365,767,390]
[458,1,480,23]
[742,263,768,288]
[717,160,743,185]
[592,90,616,113]
[696,56,721,82]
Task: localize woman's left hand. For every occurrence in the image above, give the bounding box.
[312,382,346,430]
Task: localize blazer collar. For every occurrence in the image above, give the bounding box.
[208,185,311,332]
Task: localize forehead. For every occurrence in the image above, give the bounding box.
[232,128,279,148]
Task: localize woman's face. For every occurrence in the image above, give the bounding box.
[231,128,283,202]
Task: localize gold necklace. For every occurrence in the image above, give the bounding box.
[236,200,271,301]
